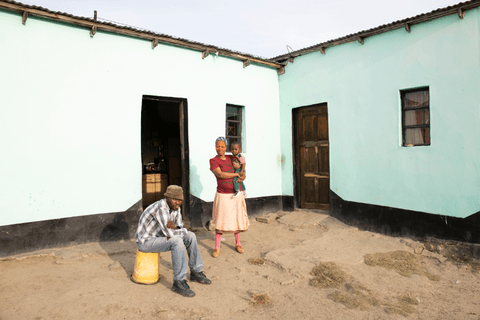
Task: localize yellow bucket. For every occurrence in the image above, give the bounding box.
[131,249,161,284]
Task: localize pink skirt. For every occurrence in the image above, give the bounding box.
[212,192,249,233]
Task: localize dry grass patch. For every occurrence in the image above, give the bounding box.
[398,293,419,306]
[310,261,421,316]
[309,262,348,288]
[328,281,380,311]
[384,293,419,317]
[249,292,272,305]
[248,257,266,266]
[384,304,417,317]
[364,251,440,281]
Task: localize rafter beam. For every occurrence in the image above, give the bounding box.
[320,47,326,54]
[277,66,285,75]
[202,50,209,59]
[405,23,411,33]
[243,59,251,68]
[458,7,466,19]
[90,25,97,37]
[21,11,27,24]
[358,37,364,45]
[151,38,158,49]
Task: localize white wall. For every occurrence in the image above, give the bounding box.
[278,9,480,218]
[0,9,281,226]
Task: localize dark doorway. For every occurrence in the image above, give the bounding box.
[141,96,190,218]
[293,103,330,210]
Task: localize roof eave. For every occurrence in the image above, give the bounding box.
[271,0,480,63]
[0,0,286,71]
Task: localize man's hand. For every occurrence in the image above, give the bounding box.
[166,220,175,229]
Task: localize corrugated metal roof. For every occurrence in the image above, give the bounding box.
[0,0,284,69]
[2,0,478,68]
[271,0,480,62]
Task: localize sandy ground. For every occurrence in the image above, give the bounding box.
[1,209,480,320]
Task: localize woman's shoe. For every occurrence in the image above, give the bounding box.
[212,249,220,258]
[236,246,244,253]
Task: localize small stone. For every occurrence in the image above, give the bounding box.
[424,242,435,251]
[414,244,425,254]
[281,279,295,285]
[256,213,279,223]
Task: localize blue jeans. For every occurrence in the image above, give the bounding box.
[137,231,203,281]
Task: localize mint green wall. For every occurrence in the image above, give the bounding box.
[0,9,281,226]
[279,9,480,218]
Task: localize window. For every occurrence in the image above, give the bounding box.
[225,104,243,151]
[401,88,430,146]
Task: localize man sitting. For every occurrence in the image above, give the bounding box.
[135,185,211,297]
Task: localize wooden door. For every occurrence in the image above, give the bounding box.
[296,104,330,209]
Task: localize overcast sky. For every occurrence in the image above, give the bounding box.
[21,0,462,58]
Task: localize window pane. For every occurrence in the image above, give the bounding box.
[401,88,430,146]
[226,106,240,121]
[227,137,239,147]
[405,128,425,145]
[225,104,243,151]
[405,109,428,125]
[405,91,428,108]
[226,122,238,136]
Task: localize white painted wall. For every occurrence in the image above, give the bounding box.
[0,9,281,226]
[278,9,480,218]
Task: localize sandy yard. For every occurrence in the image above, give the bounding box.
[1,209,479,320]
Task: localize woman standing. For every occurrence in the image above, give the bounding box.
[209,137,249,258]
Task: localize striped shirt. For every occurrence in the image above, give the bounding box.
[135,198,186,244]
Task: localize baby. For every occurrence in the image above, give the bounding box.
[231,142,247,198]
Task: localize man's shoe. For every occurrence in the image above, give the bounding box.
[233,191,240,198]
[171,280,195,297]
[212,249,220,258]
[190,271,212,285]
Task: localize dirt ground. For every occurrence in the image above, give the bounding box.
[1,209,480,320]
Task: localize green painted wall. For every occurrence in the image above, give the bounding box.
[0,9,281,226]
[279,9,480,218]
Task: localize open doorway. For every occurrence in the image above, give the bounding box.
[141,96,190,217]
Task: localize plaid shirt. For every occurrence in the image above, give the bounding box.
[135,198,186,244]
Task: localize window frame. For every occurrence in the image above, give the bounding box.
[401,87,430,147]
[225,104,243,152]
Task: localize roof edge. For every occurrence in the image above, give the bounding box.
[271,0,480,62]
[0,0,285,70]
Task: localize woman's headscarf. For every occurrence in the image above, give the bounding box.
[215,136,227,145]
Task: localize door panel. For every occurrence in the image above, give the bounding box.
[297,105,330,210]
